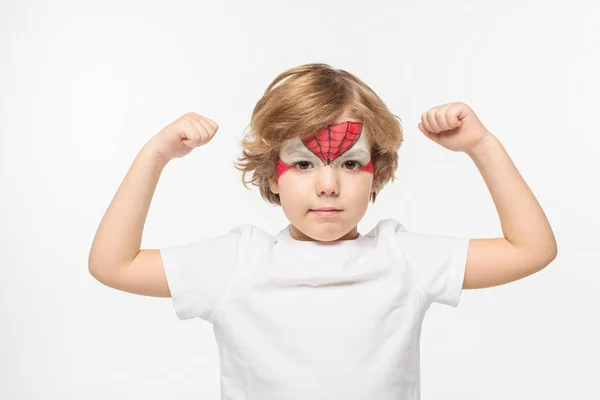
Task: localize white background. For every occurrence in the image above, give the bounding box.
[1,0,598,398]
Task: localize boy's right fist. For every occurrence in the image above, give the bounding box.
[147,112,219,162]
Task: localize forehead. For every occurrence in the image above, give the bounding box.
[279,125,371,161]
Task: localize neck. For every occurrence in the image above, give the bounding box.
[289,225,360,242]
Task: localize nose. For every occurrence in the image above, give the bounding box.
[315,165,340,196]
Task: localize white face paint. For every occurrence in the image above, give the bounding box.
[278,129,372,169]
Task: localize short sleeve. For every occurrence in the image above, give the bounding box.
[159,224,251,322]
[383,219,470,307]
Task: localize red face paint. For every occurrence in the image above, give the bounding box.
[276,121,374,180]
[304,121,363,165]
[276,157,292,178]
[360,157,374,174]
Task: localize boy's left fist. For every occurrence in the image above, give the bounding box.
[418,102,492,154]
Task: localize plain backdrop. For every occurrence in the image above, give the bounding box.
[1,0,598,398]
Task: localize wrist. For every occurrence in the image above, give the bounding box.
[140,143,170,169]
[465,131,499,160]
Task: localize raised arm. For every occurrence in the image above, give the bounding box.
[463,133,557,289]
[418,102,557,290]
[88,113,219,297]
[88,144,171,296]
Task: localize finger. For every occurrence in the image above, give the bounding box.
[187,118,211,144]
[182,112,211,135]
[418,122,438,142]
[420,112,432,133]
[447,102,466,126]
[200,117,218,135]
[202,116,219,131]
[446,110,462,129]
[435,104,454,131]
[424,110,441,133]
[189,115,209,134]
[181,119,204,143]
[190,113,215,132]
[195,117,217,140]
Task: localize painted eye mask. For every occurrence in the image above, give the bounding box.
[276,121,374,180]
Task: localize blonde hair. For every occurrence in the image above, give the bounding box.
[234,63,404,205]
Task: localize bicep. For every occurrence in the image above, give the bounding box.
[91,249,171,298]
[464,238,552,289]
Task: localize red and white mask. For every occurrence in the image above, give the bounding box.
[276,121,374,179]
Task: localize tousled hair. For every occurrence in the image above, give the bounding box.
[234,63,404,205]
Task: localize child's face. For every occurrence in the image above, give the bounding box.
[269,114,376,242]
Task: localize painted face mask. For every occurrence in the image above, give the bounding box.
[276,121,374,179]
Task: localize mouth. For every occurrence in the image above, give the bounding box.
[309,208,342,217]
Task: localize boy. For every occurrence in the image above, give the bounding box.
[88,63,557,399]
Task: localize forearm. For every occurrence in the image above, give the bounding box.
[466,133,557,260]
[88,143,169,273]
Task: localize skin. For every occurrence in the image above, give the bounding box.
[417,101,557,289]
[269,114,377,242]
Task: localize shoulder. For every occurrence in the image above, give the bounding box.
[367,218,408,238]
[227,222,277,249]
[369,219,468,264]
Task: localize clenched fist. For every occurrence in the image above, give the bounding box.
[417,102,491,154]
[147,112,219,162]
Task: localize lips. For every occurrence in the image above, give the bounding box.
[309,208,342,217]
[311,207,342,211]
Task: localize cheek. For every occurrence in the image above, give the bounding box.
[276,172,307,202]
[278,184,308,215]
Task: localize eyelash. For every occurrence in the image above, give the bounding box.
[291,160,363,171]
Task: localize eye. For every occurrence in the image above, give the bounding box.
[292,161,313,170]
[343,160,362,170]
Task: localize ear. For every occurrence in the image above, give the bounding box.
[269,178,279,194]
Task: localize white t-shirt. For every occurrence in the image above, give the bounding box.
[160,218,470,400]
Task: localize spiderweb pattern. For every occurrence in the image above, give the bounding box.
[302,121,363,164]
